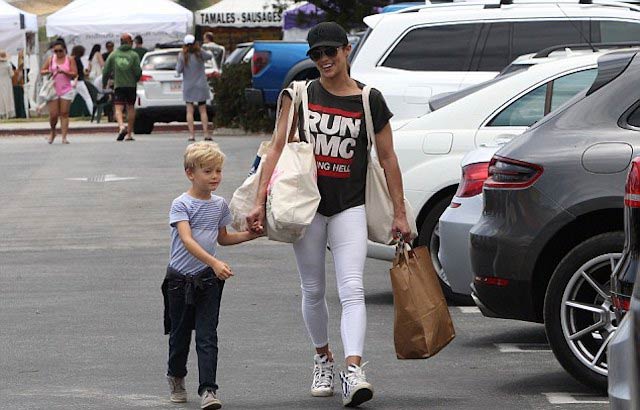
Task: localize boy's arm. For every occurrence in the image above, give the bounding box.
[175,221,233,279]
[217,226,262,246]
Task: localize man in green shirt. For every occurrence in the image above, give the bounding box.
[133,35,148,60]
[103,33,141,141]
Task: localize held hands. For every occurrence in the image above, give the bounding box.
[246,204,265,235]
[392,215,413,242]
[211,259,233,280]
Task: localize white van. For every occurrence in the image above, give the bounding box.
[350,0,640,120]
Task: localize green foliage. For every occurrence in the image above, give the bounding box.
[211,63,274,133]
[176,0,209,12]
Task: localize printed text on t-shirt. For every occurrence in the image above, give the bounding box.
[307,103,362,179]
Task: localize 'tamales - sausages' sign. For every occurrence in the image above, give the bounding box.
[198,10,284,28]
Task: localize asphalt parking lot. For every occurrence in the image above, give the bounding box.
[0,132,609,409]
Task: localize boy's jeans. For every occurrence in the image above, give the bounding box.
[166,267,224,395]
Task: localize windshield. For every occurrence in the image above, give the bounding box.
[143,51,219,72]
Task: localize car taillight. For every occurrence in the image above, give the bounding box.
[475,275,509,287]
[251,51,271,76]
[484,155,543,189]
[139,74,153,82]
[624,158,640,207]
[455,162,490,198]
[612,294,631,314]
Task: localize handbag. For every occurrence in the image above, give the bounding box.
[228,140,271,232]
[389,241,455,359]
[265,80,321,243]
[38,75,56,103]
[361,86,418,244]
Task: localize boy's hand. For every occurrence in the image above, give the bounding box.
[211,259,233,280]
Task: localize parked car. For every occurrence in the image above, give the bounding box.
[469,49,640,390]
[225,42,253,65]
[135,48,220,134]
[350,0,640,120]
[609,157,640,409]
[367,48,606,300]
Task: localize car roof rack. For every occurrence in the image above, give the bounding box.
[533,41,640,57]
[393,0,640,13]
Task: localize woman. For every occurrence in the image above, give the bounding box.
[41,40,77,144]
[87,44,104,81]
[176,34,212,142]
[0,50,15,119]
[246,22,412,407]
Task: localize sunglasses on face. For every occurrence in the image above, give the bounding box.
[53,49,64,53]
[308,46,340,62]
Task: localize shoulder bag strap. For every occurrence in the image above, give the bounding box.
[361,85,376,155]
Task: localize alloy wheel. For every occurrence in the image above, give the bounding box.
[560,253,622,376]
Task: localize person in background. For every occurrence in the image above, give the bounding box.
[71,45,93,115]
[133,35,148,60]
[87,44,105,81]
[102,41,114,61]
[0,50,15,119]
[176,34,213,142]
[102,33,141,141]
[201,32,224,70]
[40,40,77,144]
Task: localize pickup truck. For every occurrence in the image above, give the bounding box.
[244,41,317,108]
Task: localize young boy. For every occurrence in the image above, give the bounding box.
[163,142,260,409]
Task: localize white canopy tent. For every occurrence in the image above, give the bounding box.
[196,0,291,28]
[46,0,194,51]
[0,0,37,56]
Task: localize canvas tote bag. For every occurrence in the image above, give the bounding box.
[389,242,455,359]
[361,86,418,244]
[265,80,320,243]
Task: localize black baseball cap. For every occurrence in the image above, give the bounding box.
[306,22,348,54]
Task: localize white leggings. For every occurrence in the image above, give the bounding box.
[293,205,367,358]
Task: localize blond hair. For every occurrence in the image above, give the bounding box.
[183,141,225,170]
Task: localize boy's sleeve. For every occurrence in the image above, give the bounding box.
[169,199,189,227]
[218,199,232,228]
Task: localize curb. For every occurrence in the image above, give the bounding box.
[0,125,259,137]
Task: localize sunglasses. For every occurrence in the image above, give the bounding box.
[53,49,64,53]
[308,46,340,62]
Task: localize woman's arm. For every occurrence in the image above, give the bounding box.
[97,53,105,68]
[176,53,184,74]
[246,94,298,233]
[40,56,51,75]
[217,227,261,246]
[65,58,78,78]
[176,221,233,279]
[375,123,412,240]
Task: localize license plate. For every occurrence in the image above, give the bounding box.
[169,81,182,91]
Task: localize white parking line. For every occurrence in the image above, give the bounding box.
[457,306,480,314]
[494,343,551,352]
[543,392,609,405]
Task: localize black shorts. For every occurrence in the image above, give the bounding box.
[186,101,206,106]
[113,87,137,105]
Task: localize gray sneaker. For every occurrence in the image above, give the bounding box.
[167,375,187,403]
[311,353,334,397]
[201,389,222,409]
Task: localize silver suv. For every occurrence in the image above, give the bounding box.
[135,48,221,134]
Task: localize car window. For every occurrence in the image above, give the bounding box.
[142,52,179,71]
[594,20,640,42]
[627,104,640,127]
[511,21,588,61]
[475,23,510,72]
[226,46,248,65]
[550,68,597,111]
[489,68,597,127]
[382,23,481,71]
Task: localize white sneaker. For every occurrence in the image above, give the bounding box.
[339,363,373,407]
[166,375,187,403]
[201,388,222,409]
[311,353,334,397]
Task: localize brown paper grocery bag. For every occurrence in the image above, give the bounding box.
[389,244,455,359]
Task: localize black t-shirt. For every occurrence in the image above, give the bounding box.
[295,80,393,217]
[74,56,84,81]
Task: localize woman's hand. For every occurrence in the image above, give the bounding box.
[246,204,265,234]
[392,214,413,242]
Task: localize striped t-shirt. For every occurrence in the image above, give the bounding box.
[169,193,232,275]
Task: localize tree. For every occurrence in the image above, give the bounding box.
[277,0,392,31]
[176,0,209,12]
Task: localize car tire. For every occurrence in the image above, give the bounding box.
[134,117,154,134]
[543,232,624,391]
[417,195,473,305]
